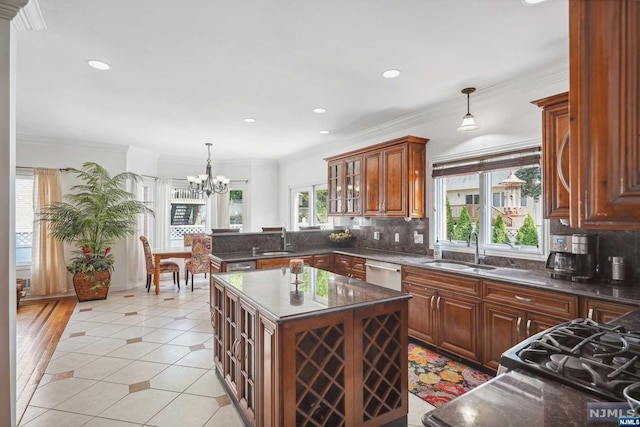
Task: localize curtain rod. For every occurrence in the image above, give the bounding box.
[17,167,248,184]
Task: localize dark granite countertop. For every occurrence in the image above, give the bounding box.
[211,246,640,305]
[421,369,612,427]
[212,266,409,322]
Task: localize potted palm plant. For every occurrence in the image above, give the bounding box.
[38,162,152,301]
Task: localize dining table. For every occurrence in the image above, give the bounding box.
[152,247,193,295]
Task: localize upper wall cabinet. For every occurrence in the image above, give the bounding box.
[569,0,640,229]
[325,135,428,218]
[532,92,570,220]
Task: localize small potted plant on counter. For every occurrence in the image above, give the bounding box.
[329,229,355,247]
[38,162,152,301]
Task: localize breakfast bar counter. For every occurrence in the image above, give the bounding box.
[210,266,410,427]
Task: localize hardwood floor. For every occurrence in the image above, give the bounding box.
[16,296,76,426]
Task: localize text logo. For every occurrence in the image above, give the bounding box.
[587,402,635,424]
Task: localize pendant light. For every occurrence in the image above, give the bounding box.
[457,87,480,132]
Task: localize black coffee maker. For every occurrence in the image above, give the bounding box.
[546,234,598,282]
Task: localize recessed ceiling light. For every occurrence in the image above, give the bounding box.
[522,0,546,4]
[313,108,327,114]
[86,60,111,70]
[319,130,330,135]
[382,69,401,79]
[243,118,256,123]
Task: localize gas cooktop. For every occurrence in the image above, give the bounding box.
[499,318,640,402]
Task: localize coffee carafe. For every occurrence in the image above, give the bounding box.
[546,234,598,282]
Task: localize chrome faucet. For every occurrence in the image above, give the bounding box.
[281,227,290,251]
[467,231,486,265]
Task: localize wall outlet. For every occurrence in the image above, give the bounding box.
[395,232,400,242]
[414,233,423,244]
[374,231,380,240]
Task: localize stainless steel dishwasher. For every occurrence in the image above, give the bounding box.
[364,259,402,291]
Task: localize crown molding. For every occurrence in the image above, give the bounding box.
[18,133,129,153]
[159,153,277,166]
[0,0,28,21]
[12,0,45,31]
[279,58,568,164]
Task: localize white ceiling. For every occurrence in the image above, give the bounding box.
[16,0,568,161]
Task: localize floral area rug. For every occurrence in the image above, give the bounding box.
[408,342,492,407]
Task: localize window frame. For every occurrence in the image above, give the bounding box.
[289,183,331,231]
[15,169,34,267]
[228,182,248,232]
[429,141,549,262]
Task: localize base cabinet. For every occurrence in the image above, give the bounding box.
[402,266,482,363]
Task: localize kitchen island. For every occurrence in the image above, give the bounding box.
[210,265,410,427]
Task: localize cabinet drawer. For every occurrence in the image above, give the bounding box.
[334,254,351,269]
[351,257,366,272]
[313,254,333,271]
[581,298,637,323]
[483,280,578,318]
[402,266,481,297]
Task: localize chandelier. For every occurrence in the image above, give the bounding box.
[187,143,229,196]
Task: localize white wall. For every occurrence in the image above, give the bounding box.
[249,160,279,231]
[277,62,570,228]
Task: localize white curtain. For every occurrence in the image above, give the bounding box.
[31,168,68,296]
[155,178,172,248]
[215,192,231,228]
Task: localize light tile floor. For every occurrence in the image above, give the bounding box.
[20,275,435,427]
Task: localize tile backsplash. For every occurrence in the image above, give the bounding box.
[338,217,428,255]
[550,220,640,283]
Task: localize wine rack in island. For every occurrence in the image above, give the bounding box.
[210,262,409,427]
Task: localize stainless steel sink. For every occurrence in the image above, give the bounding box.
[423,260,496,271]
[429,261,473,271]
[261,251,294,256]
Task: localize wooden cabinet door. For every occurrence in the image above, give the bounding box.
[407,141,426,218]
[363,151,383,216]
[569,0,640,228]
[525,312,566,337]
[403,282,437,345]
[382,144,407,217]
[583,298,636,323]
[224,291,240,396]
[212,280,225,373]
[238,300,257,425]
[256,256,312,270]
[532,92,570,219]
[436,290,482,363]
[327,160,343,216]
[483,303,522,370]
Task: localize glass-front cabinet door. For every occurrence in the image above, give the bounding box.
[328,160,342,215]
[328,156,361,216]
[344,156,361,216]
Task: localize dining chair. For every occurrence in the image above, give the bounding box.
[185,234,212,291]
[183,232,204,247]
[140,236,181,292]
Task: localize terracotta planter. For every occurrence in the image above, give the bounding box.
[73,271,110,302]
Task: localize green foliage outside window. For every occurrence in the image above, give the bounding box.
[515,214,539,246]
[446,198,454,240]
[453,206,472,241]
[515,167,542,200]
[492,214,510,244]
